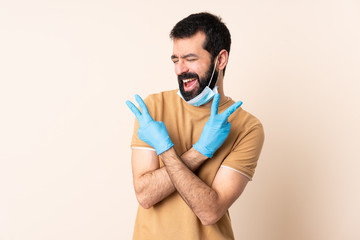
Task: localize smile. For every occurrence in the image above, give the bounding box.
[182,78,197,83]
[183,78,198,91]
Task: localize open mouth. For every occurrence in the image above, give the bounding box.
[183,78,198,91]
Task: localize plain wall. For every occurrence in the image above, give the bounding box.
[1,0,359,239]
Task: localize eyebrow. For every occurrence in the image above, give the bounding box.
[171,53,199,60]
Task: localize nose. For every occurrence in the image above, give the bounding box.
[175,59,189,76]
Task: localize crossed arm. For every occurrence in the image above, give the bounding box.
[131,147,207,209]
[132,147,248,225]
[127,94,248,225]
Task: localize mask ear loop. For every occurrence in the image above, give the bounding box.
[207,55,219,88]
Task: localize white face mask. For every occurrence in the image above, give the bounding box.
[177,56,219,107]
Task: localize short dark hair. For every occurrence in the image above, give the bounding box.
[170,12,231,64]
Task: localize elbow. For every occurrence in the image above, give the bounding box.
[134,184,155,209]
[199,211,223,226]
[138,201,153,209]
[135,193,155,209]
[200,215,221,226]
[198,194,225,225]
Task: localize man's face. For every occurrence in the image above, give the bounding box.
[171,32,217,101]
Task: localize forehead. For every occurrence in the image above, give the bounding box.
[172,31,210,58]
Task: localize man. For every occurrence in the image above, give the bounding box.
[126,12,264,240]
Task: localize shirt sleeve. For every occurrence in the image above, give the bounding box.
[221,123,265,180]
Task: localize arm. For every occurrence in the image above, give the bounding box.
[160,147,248,225]
[161,121,264,224]
[157,95,246,224]
[127,94,243,214]
[131,147,207,209]
[127,94,209,208]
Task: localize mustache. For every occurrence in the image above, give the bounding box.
[178,72,200,82]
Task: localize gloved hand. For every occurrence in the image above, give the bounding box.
[193,94,243,158]
[126,94,174,155]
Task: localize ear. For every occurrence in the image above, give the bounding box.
[216,49,229,71]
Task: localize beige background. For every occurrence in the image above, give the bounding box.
[1,0,359,239]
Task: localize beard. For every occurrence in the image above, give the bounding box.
[177,62,218,101]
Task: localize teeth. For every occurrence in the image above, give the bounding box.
[183,78,196,83]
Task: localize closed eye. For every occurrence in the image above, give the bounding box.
[186,58,197,62]
[171,55,179,64]
[171,53,199,63]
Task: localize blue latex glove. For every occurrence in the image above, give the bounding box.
[126,94,174,155]
[193,94,243,158]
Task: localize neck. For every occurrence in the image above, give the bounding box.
[203,74,226,107]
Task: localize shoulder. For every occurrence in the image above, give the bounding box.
[235,108,262,129]
[144,89,179,105]
[143,90,182,117]
[234,107,264,146]
[225,99,264,143]
[236,108,263,137]
[223,97,263,131]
